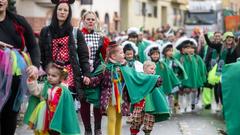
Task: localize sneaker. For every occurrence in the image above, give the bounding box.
[180,108,185,113]
[94,129,102,135]
[216,104,222,112]
[186,106,192,112]
[191,104,195,110]
[85,131,92,135]
[205,104,211,110]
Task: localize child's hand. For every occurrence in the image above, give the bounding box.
[26,65,38,81]
[83,76,90,85]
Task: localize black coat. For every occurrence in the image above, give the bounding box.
[39,26,90,96]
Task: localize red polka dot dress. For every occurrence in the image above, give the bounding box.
[52,36,74,87]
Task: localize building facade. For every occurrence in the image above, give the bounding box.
[16,0,120,33]
[15,0,188,33]
[120,0,188,31]
[16,0,83,32]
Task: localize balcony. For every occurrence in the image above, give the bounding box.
[171,0,188,5]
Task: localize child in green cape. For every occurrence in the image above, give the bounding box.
[122,41,143,72]
[144,43,181,113]
[161,42,188,113]
[24,62,81,135]
[85,41,163,135]
[175,37,207,113]
[130,61,170,135]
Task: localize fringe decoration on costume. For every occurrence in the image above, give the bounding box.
[0,48,32,111]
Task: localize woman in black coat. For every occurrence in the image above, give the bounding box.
[39,0,90,98]
[0,0,40,134]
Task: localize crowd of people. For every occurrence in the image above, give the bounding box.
[1,0,240,135]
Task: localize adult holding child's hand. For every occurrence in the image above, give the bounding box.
[0,0,40,134]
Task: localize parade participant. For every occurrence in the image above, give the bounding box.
[80,10,110,135]
[161,42,188,113]
[0,0,40,134]
[25,62,80,135]
[85,41,163,135]
[122,41,143,72]
[144,43,180,96]
[130,61,170,135]
[222,58,240,135]
[39,0,90,98]
[175,37,207,113]
[122,40,143,124]
[127,27,150,63]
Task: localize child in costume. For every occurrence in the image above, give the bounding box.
[122,41,143,124]
[144,43,181,113]
[24,62,80,135]
[130,61,170,135]
[161,42,188,113]
[122,41,143,72]
[174,37,207,113]
[86,41,163,135]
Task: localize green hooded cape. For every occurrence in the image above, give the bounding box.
[24,82,81,135]
[222,61,240,135]
[145,87,170,122]
[177,54,206,88]
[155,61,181,95]
[120,66,160,104]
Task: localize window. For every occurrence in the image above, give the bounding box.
[81,9,86,18]
[134,0,141,15]
[142,2,146,16]
[154,6,157,18]
[104,13,110,33]
[80,0,93,5]
[95,11,99,19]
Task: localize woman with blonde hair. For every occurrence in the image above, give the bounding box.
[80,10,110,135]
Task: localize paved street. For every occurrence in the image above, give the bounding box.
[16,109,225,135]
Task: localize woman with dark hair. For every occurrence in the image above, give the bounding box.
[0,0,40,134]
[39,0,90,104]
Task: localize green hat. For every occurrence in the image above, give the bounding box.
[223,32,234,41]
[207,32,214,39]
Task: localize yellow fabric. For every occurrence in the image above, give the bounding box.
[107,103,122,135]
[208,64,220,85]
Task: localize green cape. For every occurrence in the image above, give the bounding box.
[120,66,160,104]
[84,64,105,108]
[137,40,149,63]
[177,54,206,88]
[84,62,160,106]
[145,87,170,122]
[155,61,181,95]
[222,61,240,135]
[163,57,188,81]
[24,82,81,135]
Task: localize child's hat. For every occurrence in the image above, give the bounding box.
[161,42,173,54]
[144,43,161,60]
[51,0,75,4]
[121,41,138,55]
[175,37,197,50]
[127,27,140,35]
